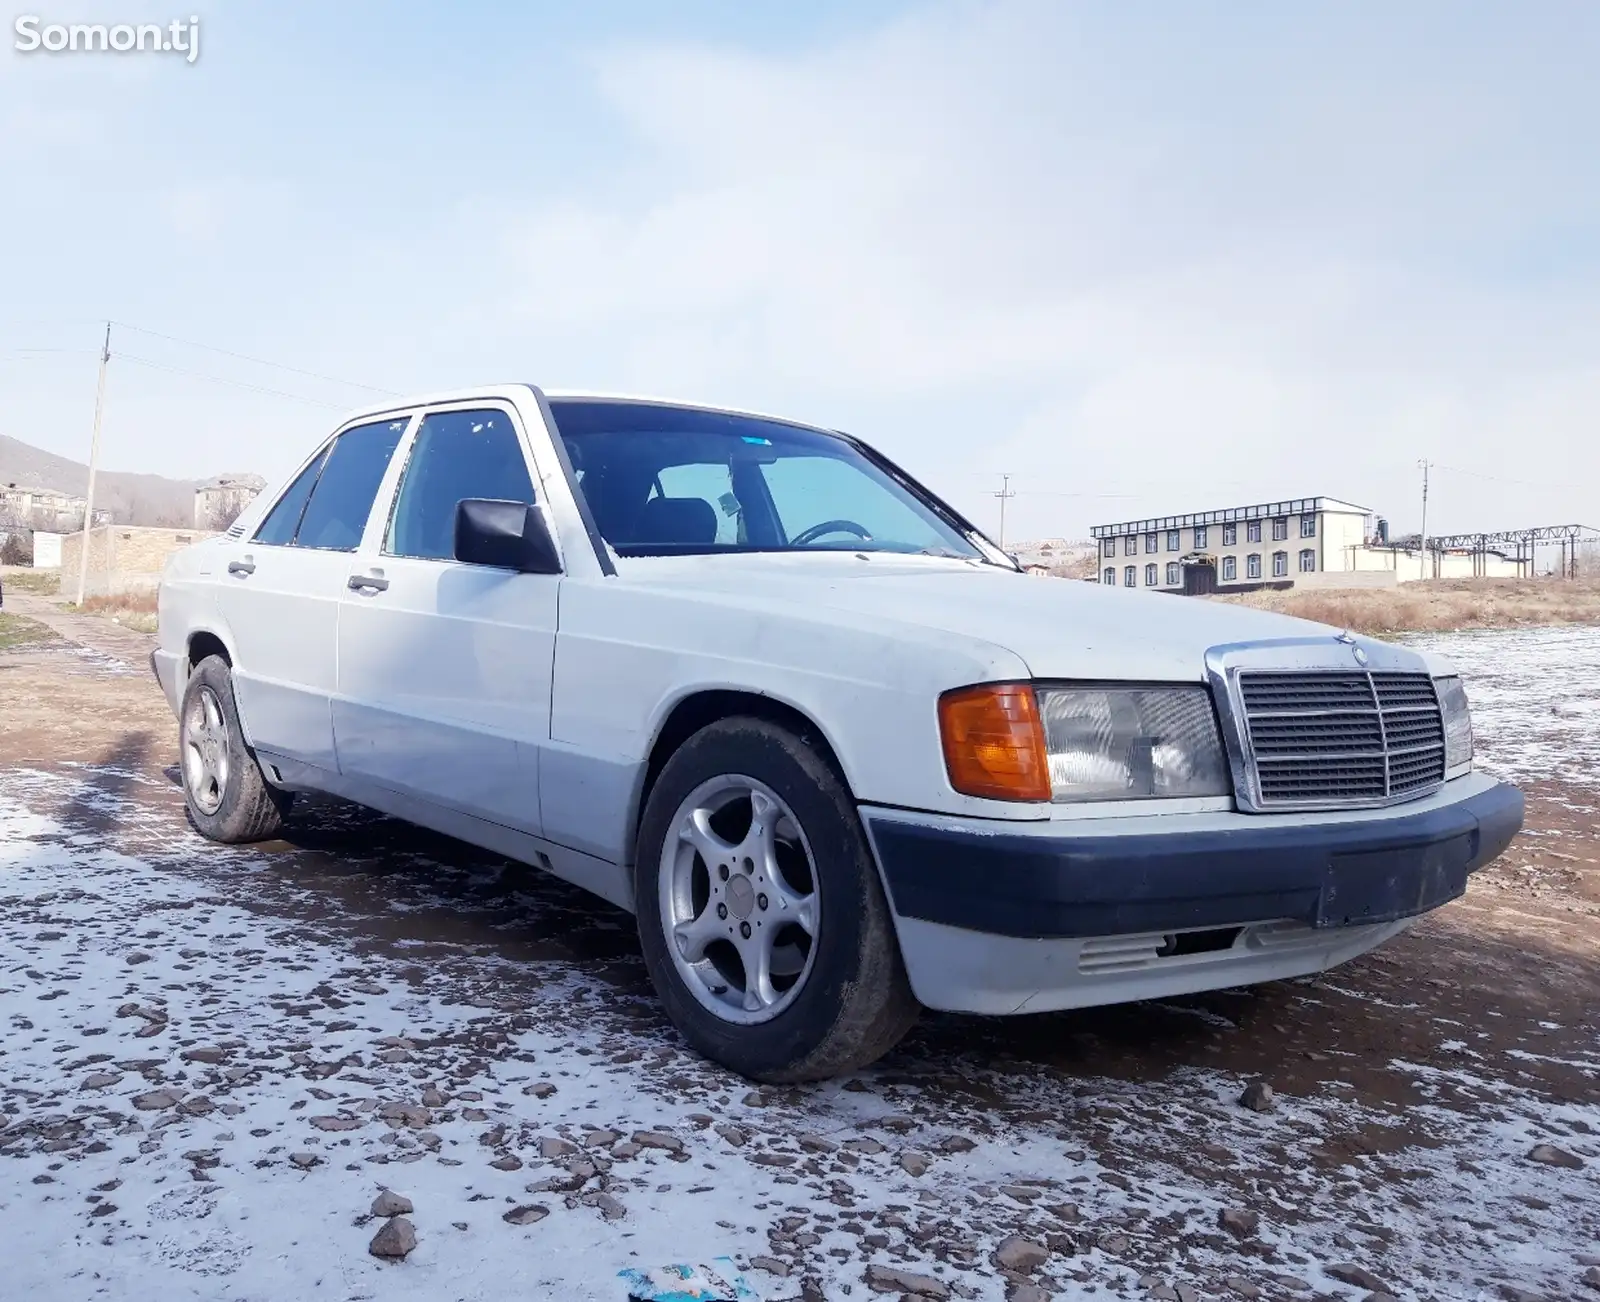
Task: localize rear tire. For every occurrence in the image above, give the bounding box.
[634,717,918,1082]
[179,654,292,843]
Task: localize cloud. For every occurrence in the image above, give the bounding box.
[501,0,1600,537]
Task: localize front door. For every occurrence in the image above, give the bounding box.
[216,415,409,770]
[333,406,559,833]
[1183,558,1218,596]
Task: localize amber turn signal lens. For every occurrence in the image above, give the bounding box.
[938,683,1052,802]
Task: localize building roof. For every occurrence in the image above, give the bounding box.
[1090,496,1373,539]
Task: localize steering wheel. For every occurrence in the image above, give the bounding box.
[790,519,873,546]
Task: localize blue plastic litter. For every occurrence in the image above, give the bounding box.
[618,1257,760,1301]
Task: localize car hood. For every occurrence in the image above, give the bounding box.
[619,554,1417,682]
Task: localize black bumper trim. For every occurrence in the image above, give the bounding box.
[867,781,1524,940]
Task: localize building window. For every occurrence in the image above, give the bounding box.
[1125,536,1137,556]
[1299,548,1316,572]
[1222,523,1236,546]
[1247,520,1261,543]
[1193,525,1208,549]
[1247,553,1261,579]
[1165,561,1179,586]
[1273,550,1288,577]
[1124,565,1136,587]
[1144,533,1158,554]
[1144,563,1157,586]
[1300,514,1316,538]
[1222,555,1237,581]
[1272,517,1288,541]
[1166,529,1180,552]
[1102,539,1115,559]
[1103,567,1115,585]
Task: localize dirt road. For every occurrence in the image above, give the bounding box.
[2,597,1596,1302]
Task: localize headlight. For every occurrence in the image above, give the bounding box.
[1036,687,1231,801]
[1435,675,1473,778]
[938,682,1230,802]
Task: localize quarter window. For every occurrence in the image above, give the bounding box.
[254,447,330,546]
[387,409,535,561]
[1247,553,1261,579]
[293,418,409,552]
[1299,548,1316,572]
[1124,565,1136,587]
[1300,514,1316,538]
[1273,550,1288,577]
[1222,523,1237,546]
[1165,561,1179,585]
[1272,517,1288,541]
[1222,555,1237,581]
[1193,525,1208,549]
[1247,520,1261,543]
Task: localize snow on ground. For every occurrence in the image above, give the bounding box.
[1,626,1597,1301]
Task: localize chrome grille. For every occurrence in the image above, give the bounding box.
[1238,670,1444,807]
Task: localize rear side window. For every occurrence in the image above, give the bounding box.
[386,409,535,561]
[253,447,329,546]
[293,417,408,552]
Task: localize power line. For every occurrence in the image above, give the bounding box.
[109,321,398,396]
[117,352,348,408]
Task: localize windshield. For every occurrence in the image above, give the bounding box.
[547,399,991,561]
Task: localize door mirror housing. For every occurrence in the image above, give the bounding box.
[454,498,561,574]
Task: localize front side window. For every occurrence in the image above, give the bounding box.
[1247,553,1261,579]
[1103,567,1115,585]
[1272,517,1288,541]
[1165,561,1179,585]
[254,447,330,546]
[549,401,987,561]
[1124,565,1136,587]
[1299,548,1316,572]
[1300,514,1316,538]
[1144,563,1157,585]
[1247,520,1261,543]
[293,418,409,552]
[387,408,535,561]
[1193,525,1208,550]
[1273,550,1288,576]
[1222,555,1237,581]
[1222,523,1237,546]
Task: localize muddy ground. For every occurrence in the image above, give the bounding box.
[1,592,1596,1302]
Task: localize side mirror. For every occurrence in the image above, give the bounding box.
[454,498,561,574]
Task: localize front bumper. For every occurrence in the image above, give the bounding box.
[864,773,1522,1014]
[150,648,184,716]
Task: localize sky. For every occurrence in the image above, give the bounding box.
[2,0,1597,543]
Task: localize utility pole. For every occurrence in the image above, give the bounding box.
[1416,458,1431,582]
[992,473,1016,552]
[75,323,111,608]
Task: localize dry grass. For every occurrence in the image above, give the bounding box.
[1213,577,1600,635]
[0,612,58,651]
[0,568,61,595]
[76,590,159,634]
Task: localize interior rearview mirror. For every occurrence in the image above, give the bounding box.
[454,498,561,574]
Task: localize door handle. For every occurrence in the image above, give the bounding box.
[347,573,389,593]
[227,559,255,577]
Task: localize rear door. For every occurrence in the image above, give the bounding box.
[332,404,560,832]
[216,415,410,770]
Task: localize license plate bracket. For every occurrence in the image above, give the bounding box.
[1317,833,1473,928]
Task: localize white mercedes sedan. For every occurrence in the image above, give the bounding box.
[152,386,1522,1080]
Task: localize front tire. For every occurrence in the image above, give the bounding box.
[179,654,291,843]
[634,717,918,1082]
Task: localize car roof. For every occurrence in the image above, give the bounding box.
[334,384,836,436]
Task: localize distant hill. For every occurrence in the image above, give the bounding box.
[0,434,218,528]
